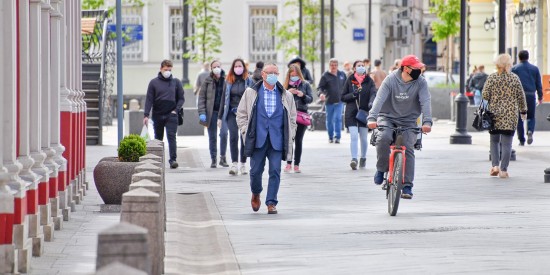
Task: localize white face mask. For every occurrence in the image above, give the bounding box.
[212,67,222,75]
[162,70,172,78]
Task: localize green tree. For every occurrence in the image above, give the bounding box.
[275,0,344,80]
[81,0,144,14]
[429,0,460,84]
[183,0,222,64]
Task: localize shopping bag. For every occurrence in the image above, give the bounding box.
[140,125,151,140]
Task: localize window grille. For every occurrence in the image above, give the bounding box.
[169,7,195,61]
[249,6,277,62]
[122,6,143,62]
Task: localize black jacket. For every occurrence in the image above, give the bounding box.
[468,72,488,91]
[341,74,376,128]
[287,81,313,112]
[317,70,347,104]
[144,72,185,118]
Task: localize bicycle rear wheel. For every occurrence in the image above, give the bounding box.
[388,153,404,216]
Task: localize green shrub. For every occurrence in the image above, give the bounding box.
[118,134,147,162]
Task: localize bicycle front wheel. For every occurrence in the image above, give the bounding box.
[388,152,404,216]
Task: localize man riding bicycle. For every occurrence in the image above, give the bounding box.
[367,55,432,199]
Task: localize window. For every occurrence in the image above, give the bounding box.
[169,7,195,61]
[122,6,143,62]
[249,6,277,62]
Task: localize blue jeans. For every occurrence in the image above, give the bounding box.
[325,102,343,140]
[207,111,228,159]
[349,126,368,159]
[474,89,482,106]
[152,113,178,162]
[250,137,283,206]
[517,93,537,143]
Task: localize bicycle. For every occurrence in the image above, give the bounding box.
[372,125,422,216]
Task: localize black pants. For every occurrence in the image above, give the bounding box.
[287,124,307,166]
[226,112,246,163]
[153,113,178,162]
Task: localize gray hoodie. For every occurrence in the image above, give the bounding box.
[367,69,432,126]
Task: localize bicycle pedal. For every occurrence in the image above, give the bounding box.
[381,183,388,190]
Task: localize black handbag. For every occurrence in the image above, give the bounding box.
[472,102,494,131]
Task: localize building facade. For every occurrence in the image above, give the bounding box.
[0,0,85,273]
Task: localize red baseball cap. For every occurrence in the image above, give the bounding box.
[401,55,425,69]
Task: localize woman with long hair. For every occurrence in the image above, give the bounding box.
[482,54,527,178]
[341,60,377,170]
[218,58,253,175]
[283,64,313,173]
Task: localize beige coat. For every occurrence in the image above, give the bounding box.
[236,82,297,161]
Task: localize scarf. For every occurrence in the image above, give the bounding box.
[354,72,366,84]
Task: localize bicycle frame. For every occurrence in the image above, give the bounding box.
[387,144,407,185]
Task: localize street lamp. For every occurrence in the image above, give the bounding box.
[484,17,496,31]
[529,7,536,21]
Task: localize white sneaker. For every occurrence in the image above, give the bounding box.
[229,163,238,175]
[240,164,248,175]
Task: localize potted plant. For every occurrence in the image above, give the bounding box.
[93,134,147,205]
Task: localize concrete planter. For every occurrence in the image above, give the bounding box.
[93,157,142,205]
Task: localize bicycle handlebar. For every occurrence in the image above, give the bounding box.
[376,125,423,134]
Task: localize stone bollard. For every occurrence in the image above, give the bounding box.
[96,222,151,274]
[145,141,164,165]
[96,261,147,275]
[121,188,163,275]
[132,171,165,231]
[138,159,162,169]
[0,171,16,274]
[544,168,550,183]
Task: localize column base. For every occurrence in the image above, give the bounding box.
[58,190,71,221]
[50,197,63,230]
[0,244,16,274]
[43,223,55,242]
[85,180,89,190]
[28,214,44,256]
[62,208,71,221]
[16,246,30,273]
[53,216,63,230]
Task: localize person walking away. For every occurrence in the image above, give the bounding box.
[288,56,314,84]
[194,62,210,106]
[469,65,488,106]
[198,60,229,168]
[370,59,388,89]
[252,61,264,84]
[283,64,313,173]
[465,66,478,105]
[388,59,402,73]
[236,63,297,214]
[318,58,347,143]
[219,58,253,175]
[143,60,185,169]
[367,55,432,199]
[483,54,527,178]
[511,50,543,146]
[342,60,377,170]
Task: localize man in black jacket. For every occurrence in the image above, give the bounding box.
[318,58,347,143]
[143,60,185,168]
[468,65,488,106]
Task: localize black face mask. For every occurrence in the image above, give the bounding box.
[408,69,422,80]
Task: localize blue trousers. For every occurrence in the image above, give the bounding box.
[517,93,537,143]
[207,111,228,159]
[153,113,178,162]
[250,138,283,206]
[325,102,343,139]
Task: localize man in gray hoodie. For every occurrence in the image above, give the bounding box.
[367,55,432,199]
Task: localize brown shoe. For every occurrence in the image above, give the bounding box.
[490,166,500,176]
[251,194,261,212]
[267,204,277,214]
[499,171,509,178]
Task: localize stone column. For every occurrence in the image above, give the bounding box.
[60,0,77,215]
[29,0,50,253]
[49,0,67,230]
[0,4,17,270]
[39,0,56,242]
[96,222,151,275]
[14,0,38,271]
[121,188,162,275]
[72,0,84,205]
[78,0,87,196]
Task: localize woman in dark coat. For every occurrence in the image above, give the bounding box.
[341,60,377,170]
[283,64,313,173]
[288,56,314,85]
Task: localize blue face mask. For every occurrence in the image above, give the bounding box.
[290,76,300,82]
[266,74,278,85]
[356,66,366,74]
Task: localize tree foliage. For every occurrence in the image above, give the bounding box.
[183,0,222,64]
[81,0,144,15]
[429,0,461,42]
[275,0,344,77]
